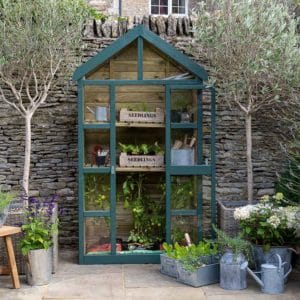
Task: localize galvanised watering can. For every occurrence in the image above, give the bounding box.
[247,254,292,294]
[86,106,108,122]
[220,251,248,290]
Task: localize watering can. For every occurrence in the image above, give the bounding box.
[220,251,248,290]
[86,106,108,122]
[247,254,292,294]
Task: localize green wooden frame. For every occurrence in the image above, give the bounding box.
[74,25,216,264]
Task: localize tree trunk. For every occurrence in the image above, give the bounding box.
[22,114,32,204]
[245,113,253,203]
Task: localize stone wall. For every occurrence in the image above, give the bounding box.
[0,16,286,248]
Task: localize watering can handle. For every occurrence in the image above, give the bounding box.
[274,253,282,270]
[284,265,292,279]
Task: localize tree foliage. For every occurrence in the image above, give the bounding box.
[0,0,91,197]
[194,0,299,114]
[193,0,300,202]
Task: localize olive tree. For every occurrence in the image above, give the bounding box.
[193,0,300,202]
[0,0,91,199]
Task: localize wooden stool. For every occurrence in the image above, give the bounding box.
[0,226,21,289]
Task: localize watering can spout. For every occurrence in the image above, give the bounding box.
[247,267,264,288]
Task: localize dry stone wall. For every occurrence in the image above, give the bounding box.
[0,16,286,248]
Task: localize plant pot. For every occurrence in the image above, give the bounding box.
[217,200,258,236]
[171,149,195,166]
[26,247,53,286]
[252,245,292,283]
[177,262,220,287]
[220,251,248,290]
[160,254,178,278]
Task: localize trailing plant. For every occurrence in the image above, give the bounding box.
[20,196,59,256]
[213,225,252,261]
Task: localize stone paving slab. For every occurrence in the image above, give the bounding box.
[0,251,299,300]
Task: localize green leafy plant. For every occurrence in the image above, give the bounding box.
[20,196,59,256]
[276,135,300,205]
[120,174,165,248]
[163,240,219,272]
[234,193,300,251]
[119,142,164,155]
[213,225,252,261]
[85,174,110,210]
[0,189,14,211]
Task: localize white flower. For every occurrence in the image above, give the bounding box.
[267,215,281,229]
[234,205,255,220]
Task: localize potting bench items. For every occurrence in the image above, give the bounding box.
[0,226,21,289]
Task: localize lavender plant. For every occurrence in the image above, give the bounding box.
[20,195,59,255]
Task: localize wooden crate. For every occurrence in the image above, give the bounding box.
[119,108,164,123]
[119,153,164,167]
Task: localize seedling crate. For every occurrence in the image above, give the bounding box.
[119,108,164,123]
[119,153,164,167]
[160,254,178,278]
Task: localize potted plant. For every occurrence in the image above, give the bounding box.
[214,226,252,290]
[118,142,164,167]
[0,189,14,227]
[176,241,219,287]
[20,196,59,286]
[160,240,219,287]
[160,242,189,278]
[233,192,300,279]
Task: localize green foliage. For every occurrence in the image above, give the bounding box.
[163,241,219,272]
[120,174,165,248]
[0,0,90,86]
[88,7,107,21]
[20,217,56,256]
[85,175,110,210]
[234,193,300,249]
[194,0,300,107]
[0,188,14,211]
[213,225,252,261]
[118,142,164,155]
[20,196,59,256]
[276,137,300,205]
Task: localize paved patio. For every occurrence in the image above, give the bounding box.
[0,251,299,300]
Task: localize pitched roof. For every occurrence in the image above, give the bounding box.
[73,24,207,81]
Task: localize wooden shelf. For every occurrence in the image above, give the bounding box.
[116,166,165,172]
[116,122,165,128]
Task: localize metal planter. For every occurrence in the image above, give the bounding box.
[26,247,53,286]
[177,262,220,287]
[160,254,178,278]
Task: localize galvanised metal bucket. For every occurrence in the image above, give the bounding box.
[26,247,53,286]
[253,245,292,283]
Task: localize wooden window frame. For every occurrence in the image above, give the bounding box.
[149,0,188,16]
